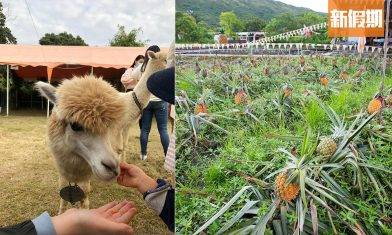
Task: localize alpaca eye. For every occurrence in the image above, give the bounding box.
[70,122,84,132]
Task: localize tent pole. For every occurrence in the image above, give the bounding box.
[91,66,93,75]
[6,65,9,116]
[47,80,50,117]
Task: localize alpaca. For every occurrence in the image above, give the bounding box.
[118,50,169,160]
[35,50,167,213]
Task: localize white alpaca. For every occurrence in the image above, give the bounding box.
[35,51,167,213]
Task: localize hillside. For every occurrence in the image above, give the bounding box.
[176,0,323,27]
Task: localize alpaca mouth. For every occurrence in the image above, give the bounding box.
[92,165,119,181]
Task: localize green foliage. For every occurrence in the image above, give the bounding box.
[39,32,88,46]
[264,12,326,36]
[176,12,213,43]
[109,25,146,47]
[244,17,266,32]
[219,11,243,38]
[0,2,17,44]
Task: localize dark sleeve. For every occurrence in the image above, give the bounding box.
[159,188,174,232]
[0,220,37,235]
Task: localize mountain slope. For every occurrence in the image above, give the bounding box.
[176,0,322,27]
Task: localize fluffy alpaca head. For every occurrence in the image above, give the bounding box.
[35,75,125,181]
[55,75,125,134]
[145,50,168,74]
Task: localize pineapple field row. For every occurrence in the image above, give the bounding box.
[176,54,392,234]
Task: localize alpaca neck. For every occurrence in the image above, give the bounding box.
[133,67,154,109]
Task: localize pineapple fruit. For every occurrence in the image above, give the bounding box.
[194,101,208,114]
[317,137,337,158]
[282,84,293,98]
[234,89,248,105]
[367,95,383,114]
[385,93,392,107]
[339,70,349,80]
[299,55,305,67]
[353,65,366,78]
[242,74,251,82]
[320,74,329,87]
[195,61,201,74]
[263,67,270,76]
[202,69,208,78]
[275,172,300,202]
[282,66,289,75]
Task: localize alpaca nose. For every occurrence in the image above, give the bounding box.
[101,160,118,175]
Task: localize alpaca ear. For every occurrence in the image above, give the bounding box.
[35,81,57,104]
[147,51,157,59]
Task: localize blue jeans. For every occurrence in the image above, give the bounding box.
[139,101,170,156]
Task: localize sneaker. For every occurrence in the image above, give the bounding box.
[140,154,147,160]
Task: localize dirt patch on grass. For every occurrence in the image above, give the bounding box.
[0,111,173,234]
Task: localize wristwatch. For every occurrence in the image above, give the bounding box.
[143,178,170,199]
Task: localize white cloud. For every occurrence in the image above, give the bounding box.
[275,0,328,13]
[2,0,175,46]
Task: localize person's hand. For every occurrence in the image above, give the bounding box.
[117,162,158,194]
[52,201,137,235]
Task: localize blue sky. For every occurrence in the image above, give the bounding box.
[2,0,175,46]
[276,0,328,13]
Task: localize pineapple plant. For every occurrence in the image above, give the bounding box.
[234,89,248,105]
[275,172,300,202]
[367,95,383,114]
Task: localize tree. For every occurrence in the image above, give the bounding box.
[109,25,146,47]
[39,32,88,46]
[244,17,266,32]
[299,12,325,26]
[264,13,300,36]
[176,12,213,43]
[0,1,16,94]
[219,11,243,38]
[0,2,16,44]
[264,12,325,36]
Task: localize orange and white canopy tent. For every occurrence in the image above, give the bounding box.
[0,44,151,116]
[0,44,147,81]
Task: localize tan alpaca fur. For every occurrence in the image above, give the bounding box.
[56,76,126,134]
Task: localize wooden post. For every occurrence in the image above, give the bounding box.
[91,66,94,75]
[383,0,391,78]
[6,65,9,116]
